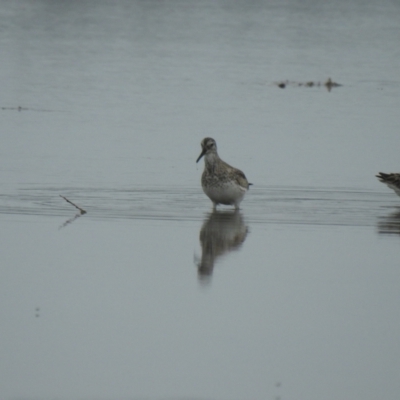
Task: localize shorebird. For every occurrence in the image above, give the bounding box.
[196,137,251,209]
[376,172,400,197]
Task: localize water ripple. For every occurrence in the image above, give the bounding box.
[0,184,397,228]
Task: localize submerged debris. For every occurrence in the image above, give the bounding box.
[275,78,342,91]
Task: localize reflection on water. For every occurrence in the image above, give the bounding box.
[196,210,248,283]
[0,185,397,229]
[377,208,400,235]
[59,209,86,229]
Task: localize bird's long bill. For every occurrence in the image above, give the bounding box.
[196,149,206,163]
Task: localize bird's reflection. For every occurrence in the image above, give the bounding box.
[196,210,249,282]
[377,209,400,235]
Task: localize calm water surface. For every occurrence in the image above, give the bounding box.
[1,1,400,400]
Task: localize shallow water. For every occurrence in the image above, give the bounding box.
[0,183,396,228]
[1,1,400,400]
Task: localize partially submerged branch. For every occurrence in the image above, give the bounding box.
[59,195,87,230]
[60,195,87,214]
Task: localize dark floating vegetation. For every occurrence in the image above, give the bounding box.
[1,106,58,112]
[1,106,26,111]
[275,78,342,91]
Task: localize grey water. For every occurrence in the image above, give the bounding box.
[1,1,400,400]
